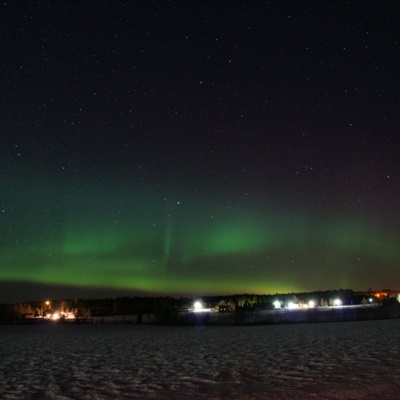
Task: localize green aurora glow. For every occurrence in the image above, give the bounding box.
[1,179,399,298]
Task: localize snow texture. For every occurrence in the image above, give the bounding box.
[1,319,400,399]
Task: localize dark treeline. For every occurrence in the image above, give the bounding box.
[1,288,394,323]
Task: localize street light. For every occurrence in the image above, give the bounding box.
[333,299,342,306]
[193,301,203,312]
[44,300,51,318]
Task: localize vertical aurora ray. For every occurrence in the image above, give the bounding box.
[161,199,176,270]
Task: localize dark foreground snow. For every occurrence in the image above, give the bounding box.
[1,319,400,399]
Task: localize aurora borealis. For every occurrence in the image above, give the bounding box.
[1,1,399,302]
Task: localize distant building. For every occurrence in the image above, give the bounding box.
[353,290,399,300]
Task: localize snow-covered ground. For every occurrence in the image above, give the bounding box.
[1,319,400,399]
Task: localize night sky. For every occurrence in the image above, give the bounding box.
[1,1,400,302]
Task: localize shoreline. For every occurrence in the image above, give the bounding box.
[6,304,400,326]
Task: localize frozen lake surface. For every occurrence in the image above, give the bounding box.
[1,319,400,399]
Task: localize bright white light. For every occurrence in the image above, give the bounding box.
[288,302,299,309]
[52,313,60,320]
[333,299,342,306]
[273,300,281,309]
[308,300,316,308]
[193,301,203,312]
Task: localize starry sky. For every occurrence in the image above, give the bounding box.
[1,1,400,302]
